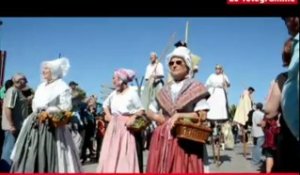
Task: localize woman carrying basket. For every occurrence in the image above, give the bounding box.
[10,57,82,173]
[97,68,145,173]
[146,46,210,173]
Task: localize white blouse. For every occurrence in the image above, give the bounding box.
[205,73,230,89]
[103,87,144,116]
[32,79,72,113]
[144,62,164,80]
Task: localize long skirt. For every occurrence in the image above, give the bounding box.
[97,116,139,173]
[147,120,208,173]
[207,88,229,120]
[10,113,82,173]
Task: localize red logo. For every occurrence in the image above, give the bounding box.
[227,0,298,5]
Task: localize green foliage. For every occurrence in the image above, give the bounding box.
[228,104,236,120]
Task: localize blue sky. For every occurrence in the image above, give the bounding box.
[0,17,289,105]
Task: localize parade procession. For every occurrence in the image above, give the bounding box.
[0,17,298,174]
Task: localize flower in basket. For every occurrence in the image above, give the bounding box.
[174,111,206,124]
[38,109,74,127]
[179,118,198,124]
[128,115,151,132]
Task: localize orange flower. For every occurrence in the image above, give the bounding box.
[38,111,74,128]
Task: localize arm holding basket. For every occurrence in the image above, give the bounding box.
[146,109,165,125]
[146,99,165,125]
[125,110,145,127]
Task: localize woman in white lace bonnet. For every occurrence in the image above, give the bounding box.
[10,57,82,173]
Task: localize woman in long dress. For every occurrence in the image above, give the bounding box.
[97,68,144,173]
[10,57,82,173]
[146,46,210,173]
[205,65,231,162]
[205,65,230,121]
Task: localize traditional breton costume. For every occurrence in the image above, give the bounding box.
[233,89,253,126]
[10,58,82,173]
[97,69,144,173]
[205,65,230,121]
[141,52,165,150]
[146,46,210,173]
[142,52,165,109]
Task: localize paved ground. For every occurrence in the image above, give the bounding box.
[83,142,260,173]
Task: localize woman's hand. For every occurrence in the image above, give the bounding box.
[8,125,16,134]
[169,113,181,128]
[104,114,112,122]
[276,118,281,127]
[103,108,112,122]
[155,115,166,125]
[125,115,137,127]
[198,110,207,122]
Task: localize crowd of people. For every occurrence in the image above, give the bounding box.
[0,17,298,173]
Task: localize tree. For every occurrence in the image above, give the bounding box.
[229,104,237,120]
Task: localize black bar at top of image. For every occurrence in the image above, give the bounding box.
[0,0,299,16]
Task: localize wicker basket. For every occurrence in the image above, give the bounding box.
[174,118,212,144]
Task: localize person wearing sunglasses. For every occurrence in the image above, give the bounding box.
[146,46,210,173]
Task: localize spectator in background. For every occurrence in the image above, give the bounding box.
[232,122,239,144]
[264,33,299,172]
[0,79,14,100]
[69,81,86,157]
[20,80,34,115]
[281,17,299,142]
[80,96,97,164]
[251,103,265,167]
[0,79,14,159]
[0,74,29,172]
[95,112,106,161]
[280,17,299,172]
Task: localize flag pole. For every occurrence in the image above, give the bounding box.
[185,21,189,44]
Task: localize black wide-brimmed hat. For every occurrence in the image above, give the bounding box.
[69,81,78,86]
[174,41,187,48]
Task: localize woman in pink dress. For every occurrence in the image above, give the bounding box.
[97,68,144,173]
